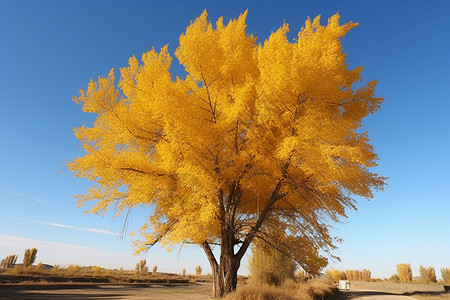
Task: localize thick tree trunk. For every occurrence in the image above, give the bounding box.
[201,180,284,298]
[202,241,240,298]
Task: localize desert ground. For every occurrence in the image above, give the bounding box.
[1,283,449,300]
[0,282,212,300]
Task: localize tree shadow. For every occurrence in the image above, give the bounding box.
[0,285,124,299]
[339,290,400,299]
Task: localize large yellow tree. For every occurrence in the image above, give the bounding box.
[69,11,385,298]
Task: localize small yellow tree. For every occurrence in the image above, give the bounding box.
[248,239,297,286]
[1,254,18,269]
[441,268,450,284]
[361,269,371,281]
[135,259,148,275]
[325,269,346,283]
[419,265,437,283]
[70,10,385,298]
[196,265,202,277]
[23,248,37,268]
[397,264,412,283]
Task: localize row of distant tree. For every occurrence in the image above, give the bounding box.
[1,248,204,278]
[1,248,37,269]
[134,259,202,277]
[247,242,450,287]
[391,263,450,284]
[324,263,450,285]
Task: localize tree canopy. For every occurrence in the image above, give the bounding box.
[69,10,385,297]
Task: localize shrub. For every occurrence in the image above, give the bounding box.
[441,267,450,285]
[419,265,437,283]
[152,265,157,276]
[92,266,102,276]
[225,279,338,300]
[396,264,412,283]
[52,265,60,274]
[68,264,80,275]
[35,262,44,272]
[296,269,310,283]
[388,274,400,283]
[196,265,202,277]
[225,283,297,300]
[182,268,186,277]
[1,254,18,269]
[303,279,339,300]
[23,248,37,268]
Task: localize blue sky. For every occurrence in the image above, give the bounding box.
[0,0,449,278]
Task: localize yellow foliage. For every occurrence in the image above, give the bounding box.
[396,263,412,283]
[70,10,385,281]
[325,269,346,283]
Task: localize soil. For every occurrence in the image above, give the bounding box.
[0,282,213,299]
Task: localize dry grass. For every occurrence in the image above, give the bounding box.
[0,265,194,285]
[225,278,339,300]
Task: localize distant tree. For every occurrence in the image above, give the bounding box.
[23,248,37,268]
[344,269,371,281]
[396,264,412,283]
[152,265,158,276]
[361,269,371,281]
[69,10,385,298]
[1,254,18,269]
[135,259,148,275]
[196,265,203,277]
[441,268,450,285]
[419,265,437,283]
[182,268,186,277]
[325,269,346,283]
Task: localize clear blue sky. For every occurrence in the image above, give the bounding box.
[1,0,449,279]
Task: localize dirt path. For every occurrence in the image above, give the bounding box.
[0,283,213,300]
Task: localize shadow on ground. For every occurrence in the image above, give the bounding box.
[0,283,212,300]
[339,290,403,299]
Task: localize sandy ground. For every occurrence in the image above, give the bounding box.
[340,290,420,300]
[412,294,450,300]
[0,283,213,300]
[339,290,450,300]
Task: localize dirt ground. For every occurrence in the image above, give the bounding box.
[0,283,213,300]
[412,294,450,300]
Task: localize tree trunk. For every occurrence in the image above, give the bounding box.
[202,239,241,298]
[203,241,240,298]
[201,181,284,298]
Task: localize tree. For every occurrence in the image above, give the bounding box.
[419,265,437,283]
[248,239,296,286]
[135,259,148,275]
[69,10,385,298]
[23,248,37,268]
[441,268,450,285]
[1,254,18,269]
[397,263,412,283]
[196,265,203,277]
